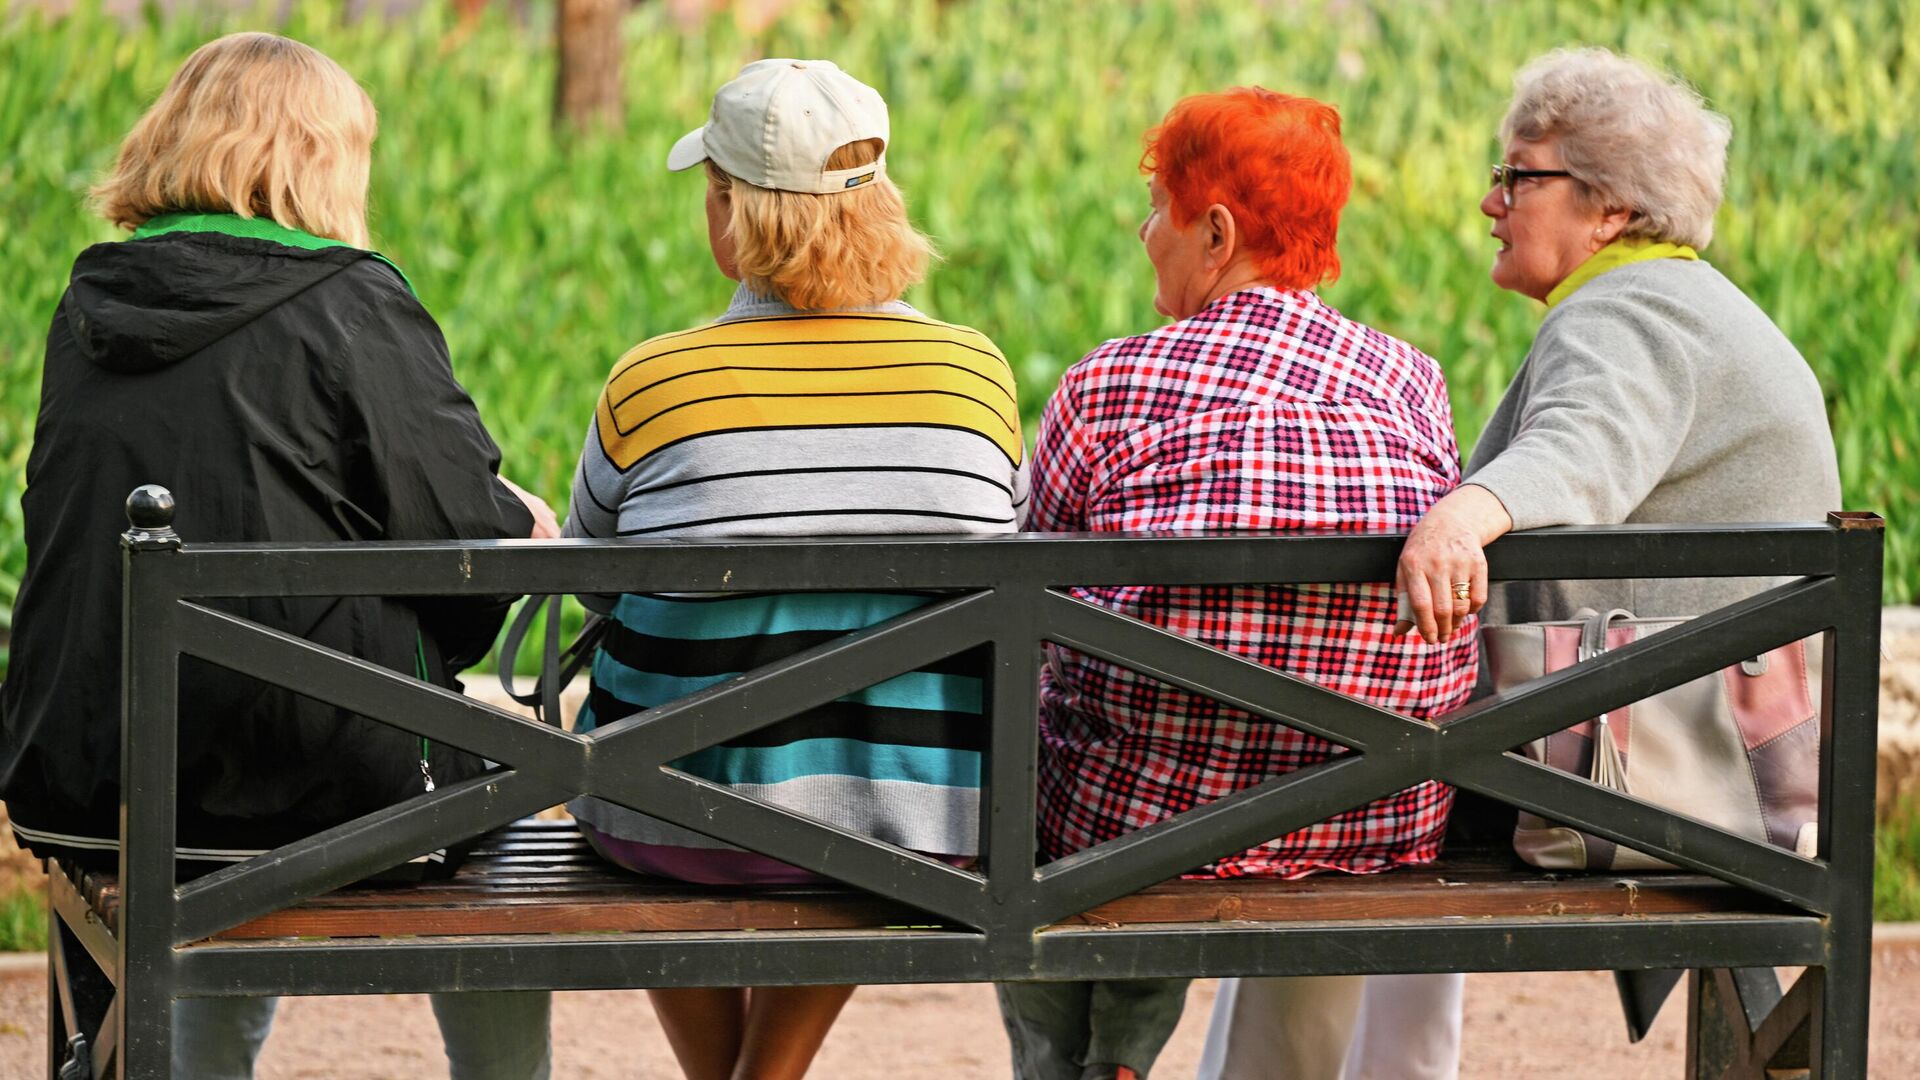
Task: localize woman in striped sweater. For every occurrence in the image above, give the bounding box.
[561,59,1026,1080]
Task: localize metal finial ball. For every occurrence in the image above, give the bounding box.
[126,485,176,531]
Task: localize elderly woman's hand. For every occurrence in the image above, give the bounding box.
[1396,484,1514,644]
[498,475,561,539]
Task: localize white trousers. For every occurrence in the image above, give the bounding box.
[1196,973,1464,1080]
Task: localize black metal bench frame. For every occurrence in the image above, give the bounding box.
[44,487,1884,1078]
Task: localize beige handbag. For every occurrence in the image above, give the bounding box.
[1483,608,1823,871]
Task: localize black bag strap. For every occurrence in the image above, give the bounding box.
[496,596,548,710]
[497,596,607,726]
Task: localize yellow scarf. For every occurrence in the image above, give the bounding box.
[1545,238,1699,309]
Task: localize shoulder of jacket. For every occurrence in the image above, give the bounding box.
[1068,322,1180,379]
[1529,283,1710,391]
[326,258,433,349]
[914,316,1009,362]
[897,316,1015,382]
[1539,269,1699,340]
[600,321,727,387]
[890,309,998,343]
[324,254,418,309]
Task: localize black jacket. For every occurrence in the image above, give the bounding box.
[0,226,534,867]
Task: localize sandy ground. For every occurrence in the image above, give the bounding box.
[3,944,1919,1078]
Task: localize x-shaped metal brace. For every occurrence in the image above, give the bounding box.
[163,570,1839,946]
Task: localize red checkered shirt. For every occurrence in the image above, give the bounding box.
[1030,286,1479,878]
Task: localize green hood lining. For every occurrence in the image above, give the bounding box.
[132,212,415,295]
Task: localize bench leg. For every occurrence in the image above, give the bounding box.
[49,925,66,1080]
[48,932,67,1080]
[1686,967,1742,1079]
[117,977,173,1079]
[47,901,116,1080]
[1812,950,1871,1079]
[1685,967,1826,1080]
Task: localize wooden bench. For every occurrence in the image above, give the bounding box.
[42,489,1885,1078]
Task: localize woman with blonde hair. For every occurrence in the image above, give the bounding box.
[0,32,555,1078]
[562,59,1025,1080]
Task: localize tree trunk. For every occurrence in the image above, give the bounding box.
[555,0,625,131]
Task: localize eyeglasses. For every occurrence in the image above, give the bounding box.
[1489,163,1573,208]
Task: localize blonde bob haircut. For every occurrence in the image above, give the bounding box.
[92,32,377,249]
[707,139,935,310]
[1501,47,1731,250]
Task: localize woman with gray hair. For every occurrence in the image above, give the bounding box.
[1374,46,1841,1080]
[1399,45,1838,642]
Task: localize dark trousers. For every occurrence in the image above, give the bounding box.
[996,978,1192,1079]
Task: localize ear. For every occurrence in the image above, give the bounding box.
[1593,205,1633,248]
[1202,203,1238,269]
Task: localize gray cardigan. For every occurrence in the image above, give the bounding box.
[1466,257,1841,622]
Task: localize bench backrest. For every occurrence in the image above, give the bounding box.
[112,487,1884,985]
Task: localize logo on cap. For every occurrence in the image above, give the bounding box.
[844,172,876,189]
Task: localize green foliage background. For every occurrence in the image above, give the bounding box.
[0,885,47,953]
[2,0,1916,642]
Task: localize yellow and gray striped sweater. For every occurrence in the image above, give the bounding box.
[562,291,1026,857]
[569,297,1025,540]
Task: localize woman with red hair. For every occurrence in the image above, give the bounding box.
[994,89,1477,1080]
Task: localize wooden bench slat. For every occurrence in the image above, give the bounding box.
[216,894,935,939]
[74,825,1788,942]
[1072,872,1762,925]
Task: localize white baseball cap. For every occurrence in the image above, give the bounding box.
[667,59,890,195]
